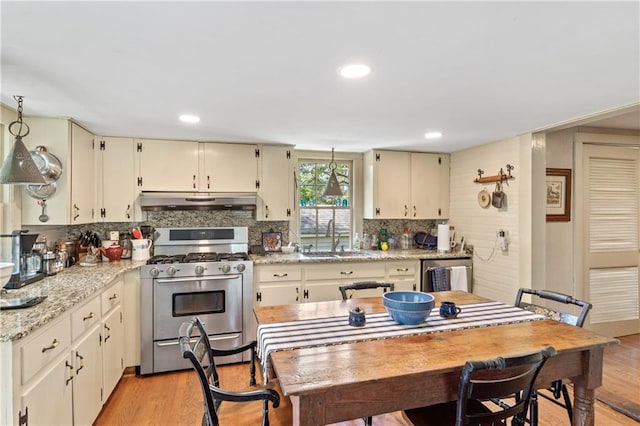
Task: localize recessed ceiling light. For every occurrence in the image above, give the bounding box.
[179,114,200,123]
[339,63,371,79]
[424,131,443,139]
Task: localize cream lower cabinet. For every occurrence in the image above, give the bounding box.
[101,279,125,398]
[7,277,127,426]
[304,262,387,302]
[254,260,420,307]
[255,264,302,306]
[387,260,420,291]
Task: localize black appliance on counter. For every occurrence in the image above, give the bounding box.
[2,229,44,289]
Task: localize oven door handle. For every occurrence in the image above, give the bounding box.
[156,333,242,347]
[156,275,241,283]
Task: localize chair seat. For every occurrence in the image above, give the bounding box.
[403,400,500,426]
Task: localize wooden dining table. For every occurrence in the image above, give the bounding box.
[253,291,618,426]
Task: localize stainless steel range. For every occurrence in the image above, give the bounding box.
[140,227,253,375]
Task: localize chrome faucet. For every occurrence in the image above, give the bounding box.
[326,219,340,252]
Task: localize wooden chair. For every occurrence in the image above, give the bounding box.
[179,317,281,426]
[339,281,395,300]
[403,346,557,426]
[515,288,592,425]
[338,281,394,425]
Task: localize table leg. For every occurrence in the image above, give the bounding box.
[291,395,326,426]
[571,347,605,426]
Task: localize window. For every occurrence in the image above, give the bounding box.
[298,159,352,251]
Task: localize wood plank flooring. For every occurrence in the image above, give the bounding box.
[95,335,639,426]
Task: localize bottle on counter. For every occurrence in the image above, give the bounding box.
[370,233,379,250]
[353,233,360,251]
[362,233,370,251]
[402,227,410,250]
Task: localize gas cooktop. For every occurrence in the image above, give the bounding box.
[146,252,250,265]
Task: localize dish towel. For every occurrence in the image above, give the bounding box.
[431,266,449,291]
[450,266,469,292]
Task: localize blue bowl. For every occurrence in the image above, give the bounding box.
[383,291,435,311]
[386,307,431,325]
[383,291,435,325]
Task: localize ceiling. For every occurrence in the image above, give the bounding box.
[1,1,639,154]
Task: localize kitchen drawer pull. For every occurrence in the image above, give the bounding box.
[42,339,59,353]
[108,294,118,301]
[273,273,288,278]
[340,271,354,275]
[396,268,410,272]
[83,312,95,321]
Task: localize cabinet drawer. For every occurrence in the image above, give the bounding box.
[305,262,386,281]
[257,265,302,282]
[102,279,123,315]
[387,261,418,277]
[71,295,101,341]
[21,317,71,384]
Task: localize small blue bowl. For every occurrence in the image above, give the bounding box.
[383,291,435,325]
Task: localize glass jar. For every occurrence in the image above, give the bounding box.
[119,232,132,259]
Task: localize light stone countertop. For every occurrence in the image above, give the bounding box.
[1,260,146,342]
[251,248,471,265]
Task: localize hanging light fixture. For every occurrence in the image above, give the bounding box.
[322,147,343,197]
[0,96,46,185]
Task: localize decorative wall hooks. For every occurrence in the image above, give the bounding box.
[473,164,515,184]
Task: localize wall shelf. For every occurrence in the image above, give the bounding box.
[473,165,515,184]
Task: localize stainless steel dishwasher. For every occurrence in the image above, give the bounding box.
[421,258,473,292]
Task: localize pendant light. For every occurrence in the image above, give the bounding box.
[322,147,343,197]
[0,96,46,185]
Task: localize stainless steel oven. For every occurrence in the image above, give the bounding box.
[140,227,253,375]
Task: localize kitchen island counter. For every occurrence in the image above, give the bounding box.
[251,248,470,265]
[0,260,146,342]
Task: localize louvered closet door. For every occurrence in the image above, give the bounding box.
[584,144,639,337]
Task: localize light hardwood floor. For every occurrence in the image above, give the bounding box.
[95,335,639,426]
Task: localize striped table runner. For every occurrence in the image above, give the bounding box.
[257,301,544,380]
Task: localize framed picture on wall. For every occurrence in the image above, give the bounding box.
[546,168,572,222]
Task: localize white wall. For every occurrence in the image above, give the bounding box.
[450,134,533,304]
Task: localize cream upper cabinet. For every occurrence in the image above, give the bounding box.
[364,150,411,219]
[21,120,95,225]
[95,137,135,222]
[137,139,200,191]
[257,145,293,221]
[410,153,450,219]
[364,150,450,219]
[201,143,258,192]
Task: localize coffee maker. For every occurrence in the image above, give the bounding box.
[2,230,44,289]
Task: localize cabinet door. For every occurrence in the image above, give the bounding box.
[97,137,135,222]
[256,283,300,306]
[372,150,411,219]
[202,143,258,192]
[72,326,103,426]
[411,153,450,219]
[19,355,73,426]
[304,281,344,302]
[387,260,420,292]
[257,145,292,221]
[138,139,199,191]
[122,270,141,368]
[102,307,124,400]
[70,123,96,224]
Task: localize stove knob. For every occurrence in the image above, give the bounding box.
[236,263,246,273]
[194,265,205,275]
[166,266,177,276]
[221,264,231,273]
[149,267,160,278]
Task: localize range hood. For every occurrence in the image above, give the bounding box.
[139,191,257,211]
